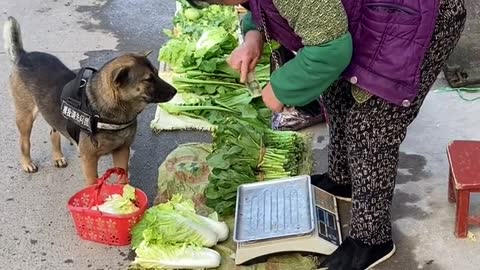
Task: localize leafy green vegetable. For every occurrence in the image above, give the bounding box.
[172,73,244,96]
[170,62,270,96]
[91,185,139,215]
[159,27,238,73]
[158,0,240,74]
[258,40,281,65]
[132,194,229,248]
[160,90,270,126]
[183,8,201,20]
[173,0,239,40]
[130,195,229,269]
[154,0,308,218]
[131,196,217,249]
[204,118,306,216]
[158,40,196,71]
[195,28,236,58]
[132,242,221,270]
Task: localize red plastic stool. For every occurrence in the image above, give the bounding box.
[447,140,480,238]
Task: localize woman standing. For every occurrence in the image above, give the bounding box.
[188,0,466,269]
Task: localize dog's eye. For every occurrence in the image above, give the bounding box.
[143,75,154,83]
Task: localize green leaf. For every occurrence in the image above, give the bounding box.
[131,195,219,249]
[207,151,230,170]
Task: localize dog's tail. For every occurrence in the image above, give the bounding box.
[3,16,25,63]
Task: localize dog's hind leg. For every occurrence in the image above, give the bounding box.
[15,106,38,173]
[10,74,39,173]
[50,128,67,168]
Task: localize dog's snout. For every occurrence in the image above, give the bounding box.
[148,79,177,103]
[163,85,177,102]
[168,85,177,97]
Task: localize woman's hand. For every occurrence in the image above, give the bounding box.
[228,30,264,83]
[262,83,284,113]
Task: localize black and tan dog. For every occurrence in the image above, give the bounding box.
[3,17,176,185]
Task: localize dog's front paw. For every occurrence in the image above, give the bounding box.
[22,162,38,173]
[54,158,68,168]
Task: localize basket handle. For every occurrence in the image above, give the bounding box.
[98,167,128,184]
[90,167,129,209]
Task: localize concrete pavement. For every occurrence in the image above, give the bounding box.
[1,0,480,269]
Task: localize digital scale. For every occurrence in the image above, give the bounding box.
[233,175,343,265]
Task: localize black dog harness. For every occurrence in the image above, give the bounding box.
[60,67,135,144]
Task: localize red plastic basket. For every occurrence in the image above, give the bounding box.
[67,168,148,246]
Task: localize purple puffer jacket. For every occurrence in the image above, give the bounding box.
[248,0,440,107]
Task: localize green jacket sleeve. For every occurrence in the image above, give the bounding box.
[270,33,353,106]
[241,12,258,36]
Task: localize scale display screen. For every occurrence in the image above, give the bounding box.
[316,207,341,246]
[313,186,342,246]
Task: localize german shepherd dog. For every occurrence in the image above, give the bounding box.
[3,17,176,185]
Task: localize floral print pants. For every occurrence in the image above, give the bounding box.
[322,0,467,245]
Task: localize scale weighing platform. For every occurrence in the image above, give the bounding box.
[233,175,343,265]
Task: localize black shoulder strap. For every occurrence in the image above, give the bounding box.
[61,67,97,144]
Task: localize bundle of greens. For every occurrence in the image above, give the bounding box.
[159,26,239,73]
[170,0,239,40]
[262,129,305,177]
[159,89,271,126]
[172,63,270,96]
[130,194,229,269]
[204,118,306,216]
[159,1,240,72]
[210,118,305,179]
[159,0,275,96]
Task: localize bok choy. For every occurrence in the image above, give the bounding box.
[130,195,229,269]
[132,242,221,269]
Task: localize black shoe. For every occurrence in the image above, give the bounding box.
[318,237,356,270]
[351,238,396,270]
[318,237,396,270]
[310,173,352,202]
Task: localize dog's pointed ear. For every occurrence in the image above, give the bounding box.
[139,50,153,57]
[112,67,130,87]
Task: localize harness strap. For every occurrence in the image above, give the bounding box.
[61,67,136,145]
[61,68,96,144]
